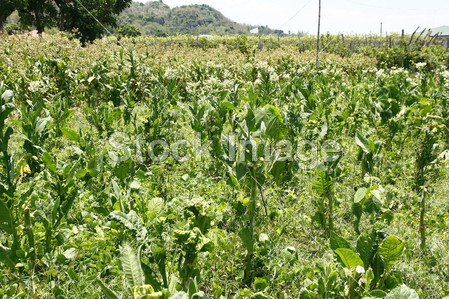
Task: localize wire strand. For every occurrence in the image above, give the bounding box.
[279,0,314,29]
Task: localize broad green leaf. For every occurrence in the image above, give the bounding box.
[36,117,49,134]
[385,284,419,299]
[1,127,13,152]
[42,153,58,175]
[335,248,364,269]
[371,189,381,200]
[354,187,367,203]
[239,228,254,253]
[378,235,404,268]
[254,277,268,291]
[0,200,14,234]
[0,105,14,131]
[120,243,144,287]
[76,168,89,179]
[355,132,370,154]
[366,268,375,290]
[110,210,147,239]
[61,128,80,142]
[352,203,362,220]
[111,179,121,199]
[115,161,130,180]
[368,289,388,298]
[364,196,382,214]
[0,244,15,268]
[226,171,240,189]
[372,252,385,281]
[220,101,240,110]
[330,232,351,251]
[236,162,247,181]
[146,197,164,222]
[141,262,162,291]
[356,232,374,269]
[97,279,120,299]
[52,197,61,225]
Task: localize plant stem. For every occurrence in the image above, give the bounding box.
[244,169,258,285]
[24,209,36,263]
[327,190,333,235]
[419,191,426,251]
[45,227,52,253]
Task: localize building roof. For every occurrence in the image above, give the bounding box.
[430,26,449,37]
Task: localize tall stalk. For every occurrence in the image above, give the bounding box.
[24,209,36,263]
[414,130,436,251]
[419,191,426,251]
[244,167,258,284]
[327,188,334,234]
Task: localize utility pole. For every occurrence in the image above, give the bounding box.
[380,22,383,35]
[316,0,321,73]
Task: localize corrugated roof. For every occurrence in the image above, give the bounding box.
[430,26,449,37]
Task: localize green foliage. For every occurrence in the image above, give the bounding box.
[2,0,132,42]
[1,35,448,297]
[118,1,282,36]
[378,235,405,268]
[331,232,407,297]
[334,248,364,269]
[120,243,144,288]
[57,0,133,43]
[17,0,57,33]
[3,22,22,35]
[0,0,16,32]
[363,44,449,70]
[117,24,141,37]
[355,131,383,176]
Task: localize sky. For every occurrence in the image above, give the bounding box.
[160,0,449,35]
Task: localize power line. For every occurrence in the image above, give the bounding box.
[73,0,114,36]
[279,0,314,29]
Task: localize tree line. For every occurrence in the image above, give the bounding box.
[0,0,132,43]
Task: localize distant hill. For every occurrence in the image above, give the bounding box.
[119,1,284,36]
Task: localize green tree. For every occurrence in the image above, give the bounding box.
[12,0,131,42]
[53,0,133,43]
[116,24,141,37]
[0,0,16,32]
[17,0,57,34]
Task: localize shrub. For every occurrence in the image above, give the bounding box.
[4,23,22,35]
[116,24,141,37]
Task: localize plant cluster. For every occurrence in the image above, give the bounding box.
[0,35,448,298]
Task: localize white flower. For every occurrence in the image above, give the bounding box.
[376,69,385,77]
[254,78,262,86]
[270,72,279,82]
[355,266,365,274]
[416,62,427,69]
[164,67,178,79]
[29,80,44,92]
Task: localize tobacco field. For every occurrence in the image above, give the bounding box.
[0,35,449,298]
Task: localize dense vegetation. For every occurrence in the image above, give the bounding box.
[0,0,132,43]
[0,35,449,298]
[118,1,283,37]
